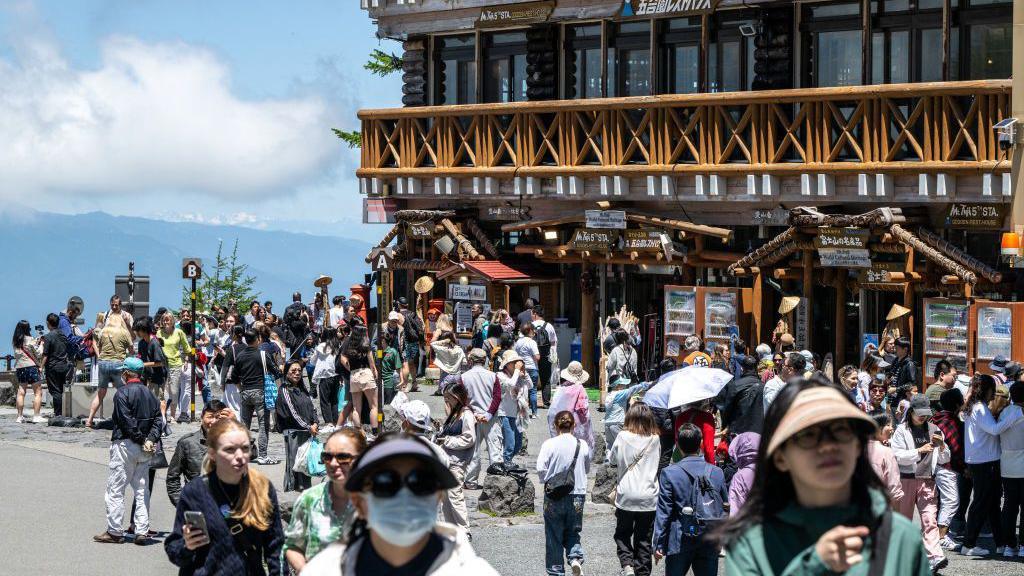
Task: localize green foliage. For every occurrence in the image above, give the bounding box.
[333,128,362,148]
[181,239,260,312]
[364,48,402,77]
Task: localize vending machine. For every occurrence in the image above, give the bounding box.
[922,298,971,384]
[663,285,698,362]
[970,300,1024,374]
[701,287,752,354]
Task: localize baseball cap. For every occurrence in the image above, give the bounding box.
[909,394,932,417]
[799,350,814,365]
[467,348,487,363]
[119,357,145,373]
[399,400,432,432]
[1005,362,1022,381]
[345,434,458,492]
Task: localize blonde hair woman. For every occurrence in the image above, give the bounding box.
[164,418,284,574]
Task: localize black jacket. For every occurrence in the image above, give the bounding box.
[275,385,318,432]
[166,430,205,507]
[716,372,765,436]
[222,345,280,391]
[111,379,162,445]
[887,356,918,390]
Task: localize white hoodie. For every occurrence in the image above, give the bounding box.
[301,522,498,576]
[609,430,661,511]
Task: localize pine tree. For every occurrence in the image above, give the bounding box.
[181,239,260,312]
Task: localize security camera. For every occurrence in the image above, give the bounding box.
[739,24,756,37]
[995,117,1018,152]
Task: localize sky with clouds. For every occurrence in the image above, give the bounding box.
[0,0,402,240]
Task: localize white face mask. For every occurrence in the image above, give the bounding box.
[364,487,437,547]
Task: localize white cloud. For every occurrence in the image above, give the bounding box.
[0,34,341,199]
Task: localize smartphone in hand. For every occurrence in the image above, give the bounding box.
[184,510,207,534]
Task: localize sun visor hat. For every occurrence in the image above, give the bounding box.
[766,386,877,456]
[345,435,457,493]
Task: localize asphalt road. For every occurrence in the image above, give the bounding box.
[2,385,1024,576]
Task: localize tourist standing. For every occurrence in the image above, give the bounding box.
[164,418,284,574]
[931,388,964,550]
[927,361,958,409]
[86,318,135,428]
[517,297,536,332]
[219,324,245,416]
[999,382,1024,558]
[166,400,226,507]
[461,349,502,490]
[12,320,44,423]
[496,350,531,472]
[159,312,193,423]
[311,328,342,424]
[276,361,320,493]
[653,422,728,576]
[283,428,367,573]
[339,325,378,432]
[857,354,889,411]
[886,337,919,392]
[728,432,761,516]
[609,404,661,576]
[547,362,595,451]
[222,330,279,464]
[761,352,804,413]
[533,305,557,407]
[717,355,765,436]
[397,297,424,392]
[436,382,478,534]
[716,379,929,575]
[867,411,904,506]
[538,411,592,576]
[41,312,73,417]
[93,358,161,545]
[514,323,541,416]
[890,394,949,572]
[430,331,466,395]
[378,330,402,405]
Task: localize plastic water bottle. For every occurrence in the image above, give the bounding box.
[571,333,582,362]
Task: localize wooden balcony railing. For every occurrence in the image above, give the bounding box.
[357,80,1011,178]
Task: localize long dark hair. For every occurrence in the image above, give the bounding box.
[711,376,886,548]
[12,320,31,349]
[961,374,996,416]
[443,382,471,429]
[342,325,370,360]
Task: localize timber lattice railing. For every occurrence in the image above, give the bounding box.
[357,80,1011,178]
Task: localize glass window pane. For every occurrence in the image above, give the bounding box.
[817,30,863,86]
[917,0,943,9]
[485,58,510,103]
[513,54,527,102]
[884,0,909,11]
[623,48,652,96]
[463,61,477,104]
[671,45,700,93]
[667,17,702,31]
[619,21,651,35]
[810,2,861,18]
[920,28,943,82]
[567,25,601,39]
[889,30,909,84]
[443,59,457,105]
[721,40,741,92]
[968,24,1012,79]
[746,39,756,90]
[872,32,884,83]
[708,42,718,92]
[969,0,1010,5]
[607,47,618,97]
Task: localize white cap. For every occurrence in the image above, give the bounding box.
[799,350,814,364]
[399,400,432,432]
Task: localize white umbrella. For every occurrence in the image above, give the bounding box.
[643,365,734,410]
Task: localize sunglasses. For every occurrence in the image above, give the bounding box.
[320,451,358,465]
[788,420,857,450]
[365,468,441,498]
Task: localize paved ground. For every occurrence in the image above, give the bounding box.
[2,384,1024,575]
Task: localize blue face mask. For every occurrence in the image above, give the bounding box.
[364,488,438,547]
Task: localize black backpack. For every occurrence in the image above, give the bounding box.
[535,322,552,355]
[403,311,423,342]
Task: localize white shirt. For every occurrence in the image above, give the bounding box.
[537,433,592,496]
[965,401,1024,464]
[514,336,540,371]
[311,342,336,381]
[461,365,498,420]
[497,369,531,418]
[763,376,786,413]
[609,431,660,511]
[1000,404,1024,477]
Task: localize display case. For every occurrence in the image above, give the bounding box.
[663,285,697,360]
[969,300,1024,374]
[703,288,740,352]
[922,298,970,383]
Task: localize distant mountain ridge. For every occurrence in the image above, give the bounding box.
[0,209,373,356]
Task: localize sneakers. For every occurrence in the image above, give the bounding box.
[960,546,991,556]
[996,546,1005,555]
[1017,545,1024,558]
[15,416,24,424]
[32,415,45,424]
[569,559,583,576]
[93,531,123,544]
[1004,546,1016,558]
[463,481,483,491]
[939,535,959,550]
[254,456,279,465]
[929,557,948,574]
[621,567,635,576]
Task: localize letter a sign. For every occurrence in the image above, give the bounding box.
[369,247,393,272]
[182,258,203,280]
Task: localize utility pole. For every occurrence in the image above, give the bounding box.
[183,258,202,420]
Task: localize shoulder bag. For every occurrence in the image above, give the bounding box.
[605,437,654,502]
[260,351,277,410]
[545,438,581,501]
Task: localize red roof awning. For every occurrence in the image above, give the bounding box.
[436,260,558,283]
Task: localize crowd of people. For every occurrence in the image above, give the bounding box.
[9,292,1024,575]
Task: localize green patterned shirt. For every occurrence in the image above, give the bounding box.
[282,482,354,566]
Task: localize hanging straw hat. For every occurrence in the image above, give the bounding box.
[313,274,333,288]
[778,296,801,315]
[414,276,435,294]
[886,304,911,321]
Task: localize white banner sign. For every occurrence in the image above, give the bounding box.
[818,248,871,268]
[585,210,627,229]
[448,283,488,302]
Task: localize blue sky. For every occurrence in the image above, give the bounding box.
[0,0,402,240]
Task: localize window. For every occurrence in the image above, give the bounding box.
[607,21,652,97]
[707,16,757,93]
[661,17,701,94]
[803,3,863,87]
[965,23,1011,79]
[433,35,476,105]
[483,32,528,103]
[564,24,602,99]
[869,0,943,84]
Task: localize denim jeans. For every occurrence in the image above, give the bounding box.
[239,388,269,459]
[97,360,123,389]
[544,494,585,576]
[664,536,719,576]
[500,416,522,465]
[526,368,539,414]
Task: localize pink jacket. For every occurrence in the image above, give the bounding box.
[868,440,904,504]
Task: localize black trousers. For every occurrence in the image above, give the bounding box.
[538,356,553,405]
[1002,477,1024,548]
[317,376,340,424]
[965,461,1004,548]
[282,429,313,493]
[952,472,973,529]
[45,365,72,416]
[614,508,655,576]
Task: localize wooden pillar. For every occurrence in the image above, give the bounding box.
[904,246,916,352]
[752,271,764,345]
[802,250,814,346]
[581,277,596,393]
[835,271,847,367]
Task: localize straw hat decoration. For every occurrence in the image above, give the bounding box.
[778,296,801,316]
[886,304,911,322]
[414,276,435,294]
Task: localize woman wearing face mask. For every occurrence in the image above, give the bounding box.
[164,418,284,575]
[890,395,950,571]
[301,433,499,575]
[277,361,321,493]
[284,427,368,573]
[715,377,929,575]
[867,411,904,507]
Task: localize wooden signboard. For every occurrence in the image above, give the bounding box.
[944,203,1007,230]
[571,228,620,251]
[622,229,664,251]
[407,220,434,240]
[481,205,531,222]
[478,1,554,28]
[585,210,627,230]
[448,283,487,302]
[814,227,869,249]
[858,262,904,284]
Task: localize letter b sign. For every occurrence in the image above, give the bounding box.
[182,258,203,280]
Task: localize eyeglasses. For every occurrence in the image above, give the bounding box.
[788,420,857,449]
[365,468,441,498]
[320,451,357,465]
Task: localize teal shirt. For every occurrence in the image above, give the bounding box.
[726,489,928,576]
[282,482,355,566]
[380,347,400,390]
